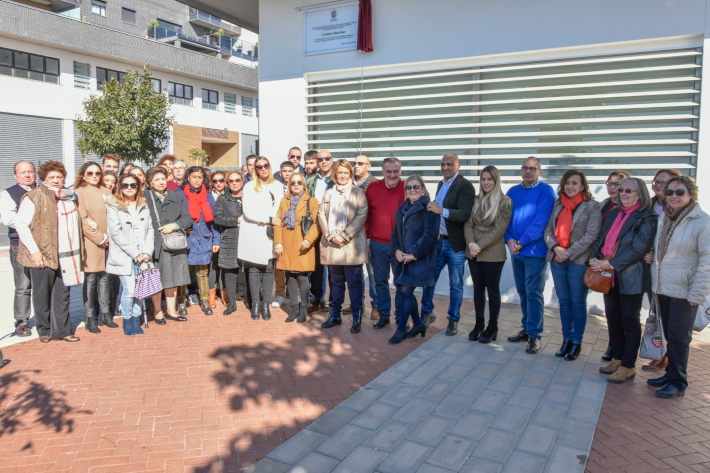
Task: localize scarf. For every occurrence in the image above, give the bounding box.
[402,199,414,215]
[555,193,586,250]
[56,191,83,286]
[601,201,642,258]
[284,191,306,230]
[327,183,353,240]
[184,185,213,222]
[658,202,695,262]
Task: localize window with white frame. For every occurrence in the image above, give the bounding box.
[91,1,106,16]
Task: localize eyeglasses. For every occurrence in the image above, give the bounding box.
[85,171,102,177]
[256,164,270,170]
[664,189,689,196]
[318,157,333,161]
[652,180,667,187]
[173,166,186,171]
[288,154,301,159]
[212,178,225,184]
[606,181,621,187]
[405,184,421,191]
[354,161,368,166]
[121,182,138,190]
[619,188,637,194]
[521,166,539,172]
[290,181,304,187]
[228,179,243,184]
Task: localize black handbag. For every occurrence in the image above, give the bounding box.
[301,197,314,237]
[266,190,275,239]
[149,191,189,252]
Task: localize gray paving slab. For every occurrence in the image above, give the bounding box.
[460,457,503,473]
[267,429,329,465]
[543,444,588,473]
[350,402,400,430]
[425,434,477,471]
[417,379,455,402]
[377,440,433,473]
[501,451,546,473]
[332,446,387,473]
[416,464,455,473]
[380,383,420,408]
[290,453,340,473]
[449,411,495,441]
[556,417,597,452]
[515,424,558,457]
[432,393,474,420]
[470,428,518,464]
[406,415,455,447]
[307,406,360,435]
[339,387,386,412]
[506,385,544,410]
[362,420,414,453]
[245,458,291,473]
[469,389,510,415]
[315,424,372,460]
[490,405,533,435]
[451,376,488,398]
[394,398,438,426]
[529,403,568,431]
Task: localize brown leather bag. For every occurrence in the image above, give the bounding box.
[584,240,620,294]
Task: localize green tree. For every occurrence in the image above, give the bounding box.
[76,65,175,166]
[188,148,210,167]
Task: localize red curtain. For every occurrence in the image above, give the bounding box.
[357,0,373,52]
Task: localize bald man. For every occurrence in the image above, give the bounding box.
[353,155,374,190]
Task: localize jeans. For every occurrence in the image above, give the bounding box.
[329,265,363,320]
[361,258,377,308]
[511,256,548,339]
[603,275,643,369]
[370,240,401,320]
[10,246,31,327]
[550,260,589,344]
[247,259,275,304]
[83,271,111,315]
[422,238,466,321]
[658,294,696,389]
[468,259,505,324]
[397,285,422,331]
[119,263,143,320]
[30,266,71,338]
[286,271,309,308]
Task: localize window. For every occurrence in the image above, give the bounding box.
[151,78,162,94]
[242,96,254,116]
[74,61,91,89]
[202,89,218,110]
[224,93,237,113]
[122,8,136,25]
[91,1,106,16]
[96,67,125,87]
[157,19,181,33]
[168,81,193,106]
[0,48,59,84]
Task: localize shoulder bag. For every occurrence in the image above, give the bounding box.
[584,240,619,294]
[639,294,667,361]
[149,191,189,252]
[301,197,314,237]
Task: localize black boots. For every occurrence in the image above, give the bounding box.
[350,310,362,333]
[602,344,613,361]
[556,340,573,358]
[261,302,271,320]
[374,317,390,329]
[85,314,101,334]
[321,317,342,328]
[565,343,582,361]
[177,299,188,316]
[508,330,529,342]
[407,324,427,338]
[445,320,458,336]
[251,301,260,320]
[223,301,237,316]
[526,337,541,354]
[99,311,118,328]
[469,318,485,341]
[478,323,498,344]
[285,305,298,323]
[200,300,213,315]
[389,329,408,344]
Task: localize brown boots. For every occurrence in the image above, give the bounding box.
[599,359,636,383]
[208,288,217,308]
[599,359,622,374]
[642,355,668,371]
[221,289,229,307]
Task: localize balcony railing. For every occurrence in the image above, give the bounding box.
[188,7,240,36]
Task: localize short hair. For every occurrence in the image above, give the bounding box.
[184,166,208,188]
[102,154,120,165]
[172,159,187,169]
[38,160,67,181]
[620,177,651,210]
[280,161,295,170]
[73,161,102,189]
[382,157,402,170]
[607,170,630,181]
[442,153,459,163]
[288,147,302,155]
[158,154,175,166]
[333,159,354,178]
[14,161,35,174]
[246,155,258,164]
[114,172,144,200]
[103,170,117,181]
[523,156,542,168]
[666,175,698,203]
[557,169,592,200]
[404,175,429,197]
[303,150,318,161]
[146,166,168,183]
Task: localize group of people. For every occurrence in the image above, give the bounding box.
[2,150,708,400]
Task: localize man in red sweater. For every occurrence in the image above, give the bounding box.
[365,157,405,329]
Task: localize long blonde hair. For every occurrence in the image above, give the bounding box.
[475,166,505,226]
[252,156,276,193]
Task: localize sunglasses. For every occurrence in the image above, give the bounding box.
[289,180,304,187]
[521,166,538,172]
[288,155,301,159]
[405,184,421,191]
[354,161,368,166]
[85,171,102,177]
[121,182,138,190]
[212,178,225,183]
[318,157,333,161]
[228,179,243,184]
[619,188,637,194]
[664,189,689,196]
[256,164,270,170]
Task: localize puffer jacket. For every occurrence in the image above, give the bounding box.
[652,204,710,305]
[106,195,154,276]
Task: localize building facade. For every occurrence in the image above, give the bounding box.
[0,0,259,191]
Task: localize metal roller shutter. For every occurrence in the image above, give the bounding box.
[240,133,258,165]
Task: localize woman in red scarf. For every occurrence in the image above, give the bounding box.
[544,170,601,361]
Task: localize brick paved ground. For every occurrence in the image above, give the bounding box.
[0,295,470,472]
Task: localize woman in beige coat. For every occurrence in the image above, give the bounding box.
[318,160,368,333]
[464,166,512,344]
[74,162,117,333]
[274,173,320,324]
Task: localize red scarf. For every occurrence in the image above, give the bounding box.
[555,193,586,250]
[184,185,214,223]
[601,201,642,258]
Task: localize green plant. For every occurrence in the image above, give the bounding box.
[150,19,159,27]
[76,65,175,166]
[215,28,225,37]
[188,148,210,167]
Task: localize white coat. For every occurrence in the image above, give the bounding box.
[237,180,283,266]
[652,204,710,305]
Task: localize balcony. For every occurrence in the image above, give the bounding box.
[188,7,241,36]
[29,0,78,11]
[153,27,220,53]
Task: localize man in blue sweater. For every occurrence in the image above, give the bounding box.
[505,157,555,354]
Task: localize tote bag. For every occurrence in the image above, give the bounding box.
[134,262,163,300]
[639,294,667,361]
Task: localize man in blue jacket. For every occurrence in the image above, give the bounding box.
[505,157,555,354]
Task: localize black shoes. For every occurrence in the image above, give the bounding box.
[223,301,237,316]
[565,343,581,361]
[408,324,427,338]
[389,329,408,344]
[469,318,485,341]
[85,316,101,334]
[321,317,342,329]
[422,312,435,328]
[647,375,669,388]
[656,383,685,399]
[154,316,167,325]
[508,330,529,342]
[261,302,272,320]
[445,320,458,336]
[200,300,213,315]
[478,323,498,344]
[100,312,118,328]
[602,344,613,361]
[285,305,298,323]
[165,314,187,322]
[351,320,361,334]
[556,340,573,358]
[374,318,390,329]
[251,302,260,320]
[177,299,188,316]
[526,337,541,354]
[297,306,308,324]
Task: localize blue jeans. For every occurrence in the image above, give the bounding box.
[370,240,401,320]
[550,260,589,344]
[421,238,466,321]
[329,265,363,321]
[362,259,377,308]
[119,263,143,320]
[511,256,547,339]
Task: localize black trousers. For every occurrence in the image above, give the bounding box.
[468,259,505,324]
[603,278,644,369]
[286,271,309,308]
[30,267,71,338]
[247,259,275,304]
[83,271,111,315]
[658,294,696,389]
[222,267,239,303]
[309,244,325,303]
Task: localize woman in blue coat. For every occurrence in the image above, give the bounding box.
[389,175,441,344]
[177,166,221,315]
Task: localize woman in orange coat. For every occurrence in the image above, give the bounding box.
[274,173,320,323]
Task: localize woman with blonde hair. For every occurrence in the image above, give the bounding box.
[274,173,320,323]
[463,165,513,343]
[238,156,284,320]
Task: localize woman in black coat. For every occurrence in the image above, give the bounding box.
[588,177,657,384]
[144,166,194,323]
[389,175,440,344]
[213,170,244,315]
